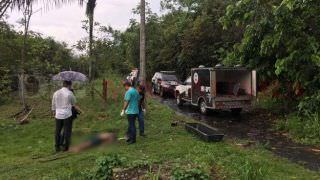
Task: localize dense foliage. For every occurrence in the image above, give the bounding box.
[0,0,319,141]
[103,0,320,114]
[95,0,319,142]
[221,0,320,110]
[0,20,84,99]
[111,0,241,79]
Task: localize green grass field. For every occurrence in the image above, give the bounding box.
[0,76,319,179]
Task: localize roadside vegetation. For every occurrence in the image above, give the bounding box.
[0,0,320,178]
[1,0,320,145]
[0,74,319,179]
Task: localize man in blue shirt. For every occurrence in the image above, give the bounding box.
[121,80,140,144]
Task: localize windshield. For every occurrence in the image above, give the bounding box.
[162,74,178,81]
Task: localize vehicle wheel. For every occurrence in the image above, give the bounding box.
[231,108,242,115]
[199,99,208,115]
[160,88,165,97]
[176,93,184,106]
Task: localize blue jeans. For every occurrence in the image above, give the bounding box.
[138,110,145,135]
[127,114,138,142]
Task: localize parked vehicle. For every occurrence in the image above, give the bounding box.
[175,76,192,105]
[151,71,180,97]
[175,66,257,114]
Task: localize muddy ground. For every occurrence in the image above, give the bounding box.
[155,97,320,171]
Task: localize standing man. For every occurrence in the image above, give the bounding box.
[52,81,76,152]
[121,80,140,144]
[137,85,146,137]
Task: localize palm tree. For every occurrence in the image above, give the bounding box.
[1,0,84,19]
[139,0,146,85]
[85,0,96,82]
[0,0,11,18]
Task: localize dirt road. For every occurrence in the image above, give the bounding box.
[156,97,320,171]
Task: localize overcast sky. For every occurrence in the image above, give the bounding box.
[7,0,161,46]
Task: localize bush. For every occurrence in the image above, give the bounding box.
[236,160,268,180]
[172,165,209,180]
[276,113,320,145]
[82,154,124,180]
[0,67,11,103]
[298,91,320,116]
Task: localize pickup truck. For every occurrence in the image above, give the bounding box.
[175,66,256,114]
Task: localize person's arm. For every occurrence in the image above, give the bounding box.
[122,101,129,111]
[74,105,83,114]
[69,91,83,113]
[70,93,76,106]
[121,91,131,116]
[140,94,146,113]
[141,96,146,110]
[52,93,56,117]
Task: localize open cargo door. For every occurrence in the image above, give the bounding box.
[252,70,257,97]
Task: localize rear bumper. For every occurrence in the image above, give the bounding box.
[213,100,253,110]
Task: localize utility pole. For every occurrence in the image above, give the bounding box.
[139,0,146,86]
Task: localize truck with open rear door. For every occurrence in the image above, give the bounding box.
[175,66,256,114]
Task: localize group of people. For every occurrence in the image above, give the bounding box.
[51,80,146,152]
[121,80,146,144]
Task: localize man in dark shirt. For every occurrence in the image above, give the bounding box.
[137,85,146,137]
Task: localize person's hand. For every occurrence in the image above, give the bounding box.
[120,110,125,117]
[142,109,146,114]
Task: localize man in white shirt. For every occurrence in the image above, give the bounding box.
[52,81,76,152]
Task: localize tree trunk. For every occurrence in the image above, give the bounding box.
[88,11,95,99]
[88,14,94,82]
[139,0,146,86]
[19,2,32,111]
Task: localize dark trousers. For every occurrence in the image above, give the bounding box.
[138,110,144,135]
[55,118,73,150]
[127,114,138,142]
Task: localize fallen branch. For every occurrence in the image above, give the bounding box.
[38,153,72,163]
[13,108,33,125]
[10,107,28,118]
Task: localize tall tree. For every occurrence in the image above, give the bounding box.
[19,0,33,111]
[85,0,96,81]
[139,0,146,85]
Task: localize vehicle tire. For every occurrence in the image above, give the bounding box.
[176,93,184,106]
[199,99,208,115]
[160,87,165,97]
[231,108,242,115]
